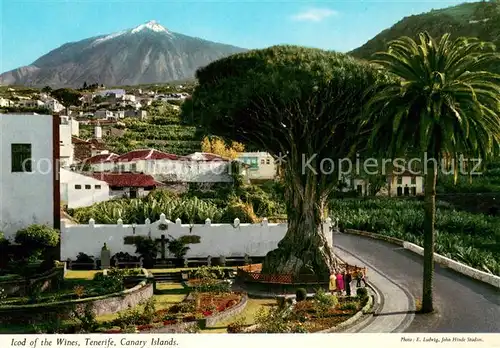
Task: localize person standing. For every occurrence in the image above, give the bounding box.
[344,271,352,296]
[356,270,367,288]
[329,273,337,294]
[336,272,344,295]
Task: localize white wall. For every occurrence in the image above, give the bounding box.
[60,216,334,260]
[59,119,74,167]
[0,114,54,238]
[60,169,110,208]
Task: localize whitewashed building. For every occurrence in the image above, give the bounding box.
[60,168,110,209]
[44,99,65,113]
[237,152,276,181]
[59,116,80,168]
[17,99,45,108]
[388,171,424,196]
[0,114,59,238]
[0,97,12,107]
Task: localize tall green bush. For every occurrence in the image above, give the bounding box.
[15,225,59,260]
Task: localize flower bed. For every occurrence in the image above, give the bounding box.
[238,289,369,333]
[100,291,243,333]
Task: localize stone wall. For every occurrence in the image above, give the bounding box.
[0,280,154,324]
[204,293,248,327]
[84,281,154,316]
[0,266,64,296]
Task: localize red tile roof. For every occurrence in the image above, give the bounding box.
[84,153,118,164]
[115,149,178,162]
[90,173,161,187]
[180,152,230,161]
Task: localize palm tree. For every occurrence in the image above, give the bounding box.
[362,32,500,313]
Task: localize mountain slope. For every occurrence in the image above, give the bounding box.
[1,21,246,88]
[350,1,500,62]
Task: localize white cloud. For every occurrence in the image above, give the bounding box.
[291,8,338,22]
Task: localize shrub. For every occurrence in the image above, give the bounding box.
[356,287,368,298]
[227,316,246,333]
[339,302,358,311]
[167,236,190,259]
[75,252,94,263]
[314,288,338,308]
[142,298,156,324]
[15,225,59,259]
[73,303,98,333]
[222,200,258,223]
[295,288,307,302]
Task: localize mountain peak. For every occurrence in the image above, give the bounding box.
[131,20,170,34]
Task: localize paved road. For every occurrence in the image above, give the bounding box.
[334,246,414,333]
[335,233,500,333]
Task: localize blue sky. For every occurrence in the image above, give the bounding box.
[1,0,475,73]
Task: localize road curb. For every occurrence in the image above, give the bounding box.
[345,229,500,289]
[334,244,415,333]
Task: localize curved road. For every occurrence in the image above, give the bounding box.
[335,233,500,333]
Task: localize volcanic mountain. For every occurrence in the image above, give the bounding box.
[0,20,246,88]
[349,1,500,63]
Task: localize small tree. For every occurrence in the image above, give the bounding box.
[15,224,59,260]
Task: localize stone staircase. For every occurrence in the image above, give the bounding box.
[153,271,182,283]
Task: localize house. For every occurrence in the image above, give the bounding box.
[82,153,118,172]
[59,116,80,168]
[60,168,110,209]
[103,127,126,137]
[0,97,12,107]
[124,109,148,120]
[45,99,65,113]
[237,152,276,181]
[90,173,162,198]
[17,99,45,108]
[0,114,60,238]
[388,170,424,196]
[114,149,179,173]
[176,152,245,183]
[121,94,136,102]
[340,170,424,197]
[97,89,126,98]
[94,109,114,120]
[113,110,125,119]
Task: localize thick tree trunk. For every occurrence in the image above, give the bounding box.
[261,166,337,278]
[421,160,437,313]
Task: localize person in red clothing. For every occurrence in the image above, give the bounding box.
[336,272,344,295]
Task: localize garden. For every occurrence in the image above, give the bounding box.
[228,287,370,333]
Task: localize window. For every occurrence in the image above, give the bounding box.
[85,185,91,189]
[411,187,417,196]
[411,177,416,185]
[261,159,265,164]
[95,185,101,189]
[397,176,402,185]
[11,144,32,172]
[131,163,137,172]
[75,185,82,189]
[266,159,271,164]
